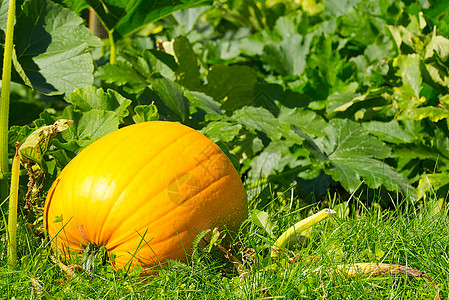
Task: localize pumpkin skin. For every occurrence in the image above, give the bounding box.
[43,121,247,269]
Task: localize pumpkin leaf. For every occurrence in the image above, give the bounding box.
[261,16,313,76]
[200,122,241,143]
[319,119,391,160]
[184,91,224,117]
[308,119,415,197]
[424,35,449,88]
[203,65,258,111]
[416,173,449,200]
[57,106,120,152]
[231,106,282,141]
[362,120,417,144]
[173,36,202,90]
[133,105,159,123]
[397,106,449,122]
[69,87,132,120]
[96,49,177,95]
[95,61,149,95]
[1,0,102,95]
[278,107,328,138]
[249,139,308,180]
[393,54,422,99]
[52,0,89,14]
[151,78,189,122]
[86,0,213,40]
[9,125,34,153]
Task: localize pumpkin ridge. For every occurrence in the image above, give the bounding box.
[96,129,197,244]
[105,150,228,250]
[43,178,61,235]
[127,224,190,265]
[52,128,137,246]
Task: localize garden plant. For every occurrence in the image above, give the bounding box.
[1,0,449,298]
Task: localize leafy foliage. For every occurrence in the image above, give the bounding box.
[0,0,102,95]
[7,0,449,207]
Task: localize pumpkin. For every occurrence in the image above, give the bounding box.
[43,121,247,270]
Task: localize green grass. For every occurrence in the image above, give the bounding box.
[1,192,448,299]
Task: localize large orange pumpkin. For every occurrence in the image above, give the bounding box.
[44,121,247,270]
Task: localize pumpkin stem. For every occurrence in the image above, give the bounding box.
[81,243,109,273]
[271,208,335,258]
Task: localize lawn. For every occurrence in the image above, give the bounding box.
[1,193,447,298]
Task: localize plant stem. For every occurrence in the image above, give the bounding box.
[0,0,16,201]
[108,29,116,64]
[7,142,20,269]
[271,208,335,258]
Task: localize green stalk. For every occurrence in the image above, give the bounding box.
[271,208,335,258]
[7,142,20,269]
[0,0,16,201]
[108,29,116,64]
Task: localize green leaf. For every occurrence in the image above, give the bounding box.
[425,35,449,61]
[96,49,177,94]
[50,149,74,171]
[95,61,149,94]
[278,107,328,138]
[58,106,120,151]
[151,78,189,122]
[233,106,303,144]
[320,119,391,159]
[9,125,33,155]
[52,0,89,14]
[416,173,449,200]
[69,87,132,120]
[393,54,422,98]
[232,106,281,140]
[250,209,276,239]
[324,82,360,115]
[249,140,303,178]
[327,156,415,197]
[173,36,202,90]
[86,0,213,39]
[317,119,414,197]
[133,105,159,123]
[362,120,416,144]
[184,91,224,117]
[434,128,449,162]
[397,106,449,122]
[203,65,258,111]
[215,141,240,173]
[6,0,102,95]
[290,126,328,163]
[200,122,241,143]
[423,35,449,88]
[261,16,312,76]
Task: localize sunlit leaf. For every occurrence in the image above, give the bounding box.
[1,0,102,95]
